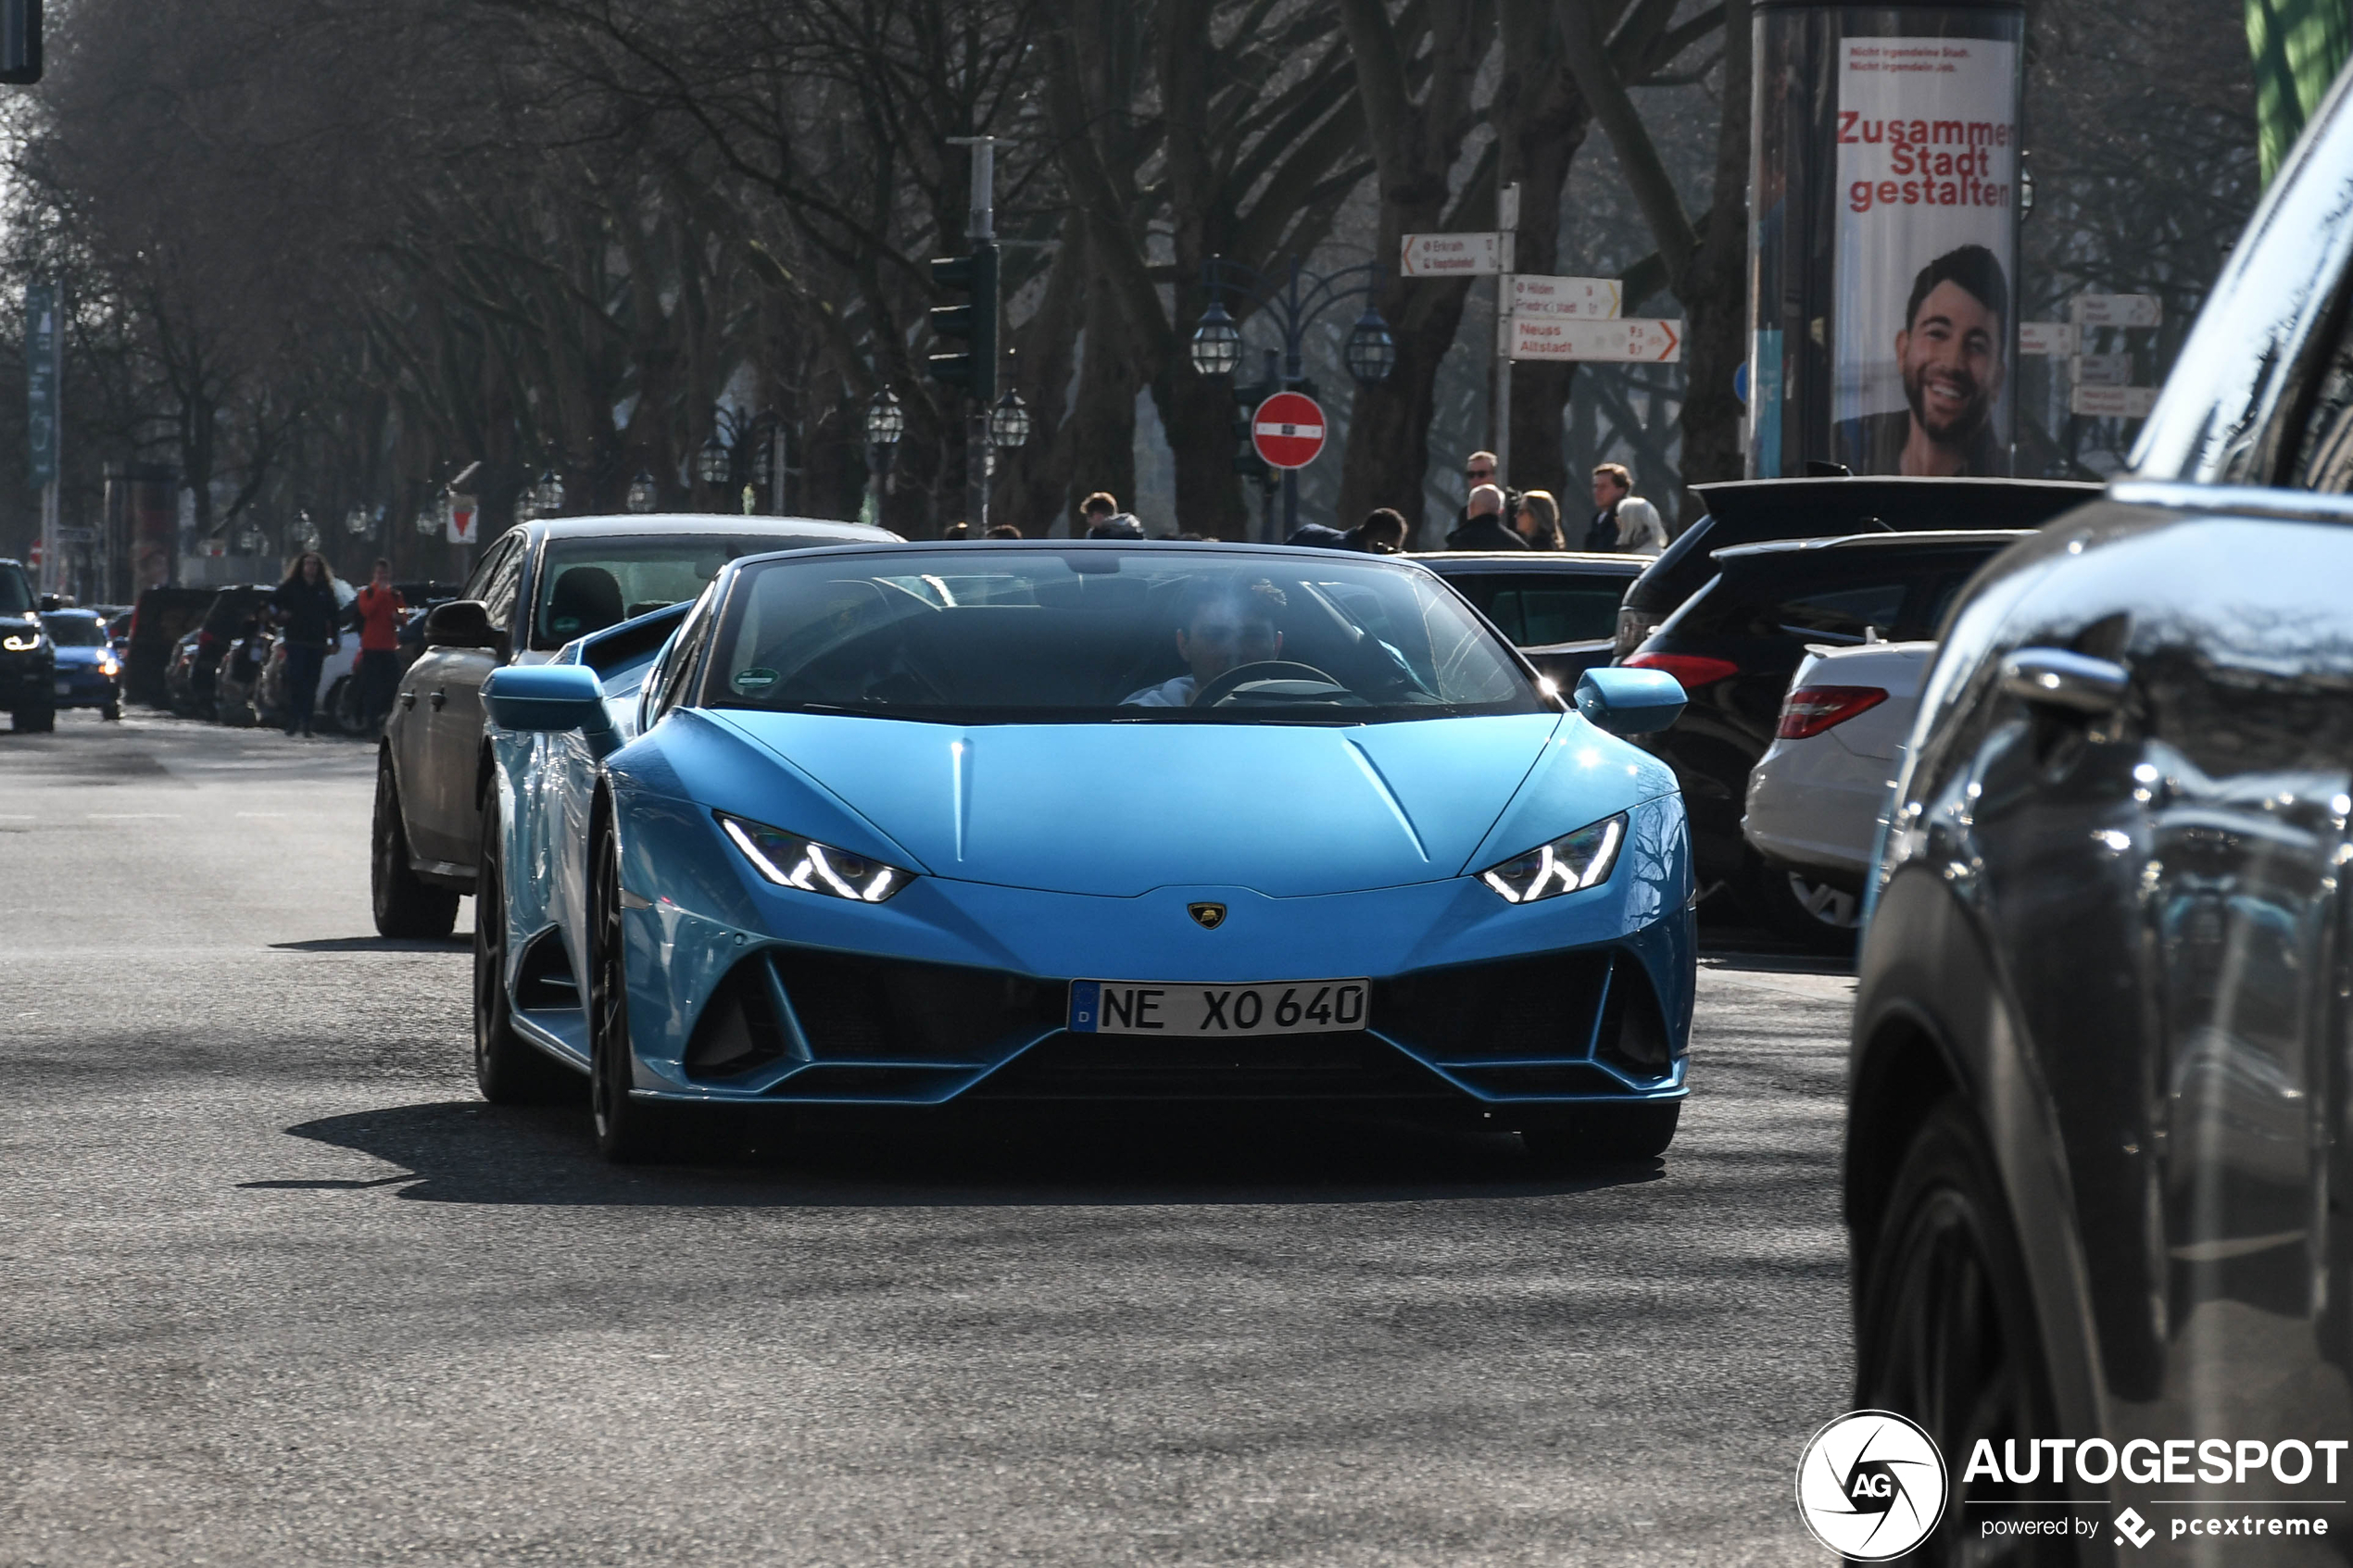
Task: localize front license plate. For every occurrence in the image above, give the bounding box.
[1068,979,1370,1036]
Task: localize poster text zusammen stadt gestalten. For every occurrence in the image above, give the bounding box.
[1832,36,2020,477]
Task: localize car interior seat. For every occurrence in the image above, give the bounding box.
[547,567,626,641]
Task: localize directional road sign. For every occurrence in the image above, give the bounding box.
[1399,232,1504,278]
[2073,352,2133,387]
[1251,392,1327,470]
[2018,321,2076,356]
[1508,274,1622,320]
[2070,384,2158,419]
[2071,294,2161,329]
[1508,316,1682,363]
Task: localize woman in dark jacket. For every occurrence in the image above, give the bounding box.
[270,552,343,737]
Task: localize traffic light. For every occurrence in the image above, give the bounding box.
[0,0,36,82]
[925,243,999,402]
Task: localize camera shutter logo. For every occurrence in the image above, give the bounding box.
[1795,1410,1948,1560]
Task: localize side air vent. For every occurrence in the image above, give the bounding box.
[1592,957,1674,1082]
[683,960,799,1079]
[515,929,582,1012]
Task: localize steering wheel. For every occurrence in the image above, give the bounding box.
[1193,659,1348,708]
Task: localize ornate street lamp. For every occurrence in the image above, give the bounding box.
[414,506,439,537]
[295,510,321,551]
[1344,307,1397,384]
[1189,300,1243,377]
[236,524,266,556]
[865,389,904,446]
[697,431,732,489]
[988,389,1031,448]
[531,468,566,516]
[344,507,371,538]
[624,471,658,514]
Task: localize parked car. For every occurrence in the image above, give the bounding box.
[1611,476,2096,659]
[211,609,273,727]
[1414,550,1646,690]
[1624,529,2027,947]
[122,585,218,707]
[40,608,121,720]
[372,514,899,938]
[0,558,56,732]
[163,584,272,718]
[471,542,1694,1164]
[1740,639,1932,926]
[1848,76,2353,1552]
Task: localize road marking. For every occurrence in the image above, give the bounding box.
[85,812,182,820]
[234,811,285,818]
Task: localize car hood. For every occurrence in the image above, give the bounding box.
[702,709,1573,897]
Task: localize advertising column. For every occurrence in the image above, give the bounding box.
[1748,3,2025,478]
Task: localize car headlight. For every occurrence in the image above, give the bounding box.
[1478,813,1627,903]
[1,633,40,652]
[717,811,911,903]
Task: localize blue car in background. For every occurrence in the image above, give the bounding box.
[42,609,120,720]
[472,542,1696,1165]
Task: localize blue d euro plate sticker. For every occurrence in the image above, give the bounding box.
[1068,981,1101,1033]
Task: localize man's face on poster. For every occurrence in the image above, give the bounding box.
[1895,280,2004,451]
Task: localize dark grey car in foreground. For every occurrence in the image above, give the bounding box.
[1849,71,2353,1562]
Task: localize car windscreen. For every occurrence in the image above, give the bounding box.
[705,549,1549,724]
[42,615,106,646]
[532,534,849,649]
[0,564,34,617]
[1441,572,1626,646]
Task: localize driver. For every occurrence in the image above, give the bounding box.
[1122,577,1288,706]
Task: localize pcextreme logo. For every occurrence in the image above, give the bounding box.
[1795,1410,1948,1560]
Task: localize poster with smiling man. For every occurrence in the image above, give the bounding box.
[1831,35,2021,476]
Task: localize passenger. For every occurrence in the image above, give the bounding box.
[985,523,1023,539]
[1121,578,1288,707]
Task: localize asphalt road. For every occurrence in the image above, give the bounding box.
[0,709,1854,1566]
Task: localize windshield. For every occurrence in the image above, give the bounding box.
[1443,572,1626,646]
[42,614,106,646]
[705,547,1548,724]
[0,563,31,617]
[533,534,846,649]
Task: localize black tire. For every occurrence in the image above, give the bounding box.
[1519,1099,1680,1166]
[330,674,364,736]
[1750,855,1861,956]
[100,700,120,721]
[371,755,459,940]
[474,794,576,1104]
[12,703,55,734]
[587,813,682,1162]
[1856,1099,2070,1563]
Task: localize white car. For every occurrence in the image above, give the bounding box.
[1741,640,1933,931]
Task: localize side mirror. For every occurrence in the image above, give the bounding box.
[36,594,59,612]
[484,665,610,734]
[423,599,497,650]
[1574,668,1686,735]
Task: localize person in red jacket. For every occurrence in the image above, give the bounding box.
[352,559,407,734]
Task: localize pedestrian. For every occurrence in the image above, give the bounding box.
[1078,492,1119,534]
[351,558,406,734]
[985,523,1023,539]
[942,521,973,541]
[1285,508,1410,554]
[1452,450,1521,539]
[1514,490,1566,550]
[270,550,342,738]
[1445,484,1528,550]
[1584,463,1669,555]
[1087,511,1145,540]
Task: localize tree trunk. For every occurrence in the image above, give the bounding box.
[1493,0,1592,507]
[1675,0,1752,515]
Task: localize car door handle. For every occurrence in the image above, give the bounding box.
[2000,648,2128,716]
[429,689,447,710]
[398,691,415,710]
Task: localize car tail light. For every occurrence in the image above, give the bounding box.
[1622,651,1739,689]
[1777,684,1888,740]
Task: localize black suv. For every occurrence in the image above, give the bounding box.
[1848,73,2353,1552]
[0,558,55,732]
[1626,530,2028,946]
[1612,475,2095,659]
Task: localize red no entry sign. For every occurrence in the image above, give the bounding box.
[1251,391,1327,470]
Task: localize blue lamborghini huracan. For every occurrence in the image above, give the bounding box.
[474,541,1696,1163]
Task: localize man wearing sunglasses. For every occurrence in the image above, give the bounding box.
[1449,450,1521,546]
